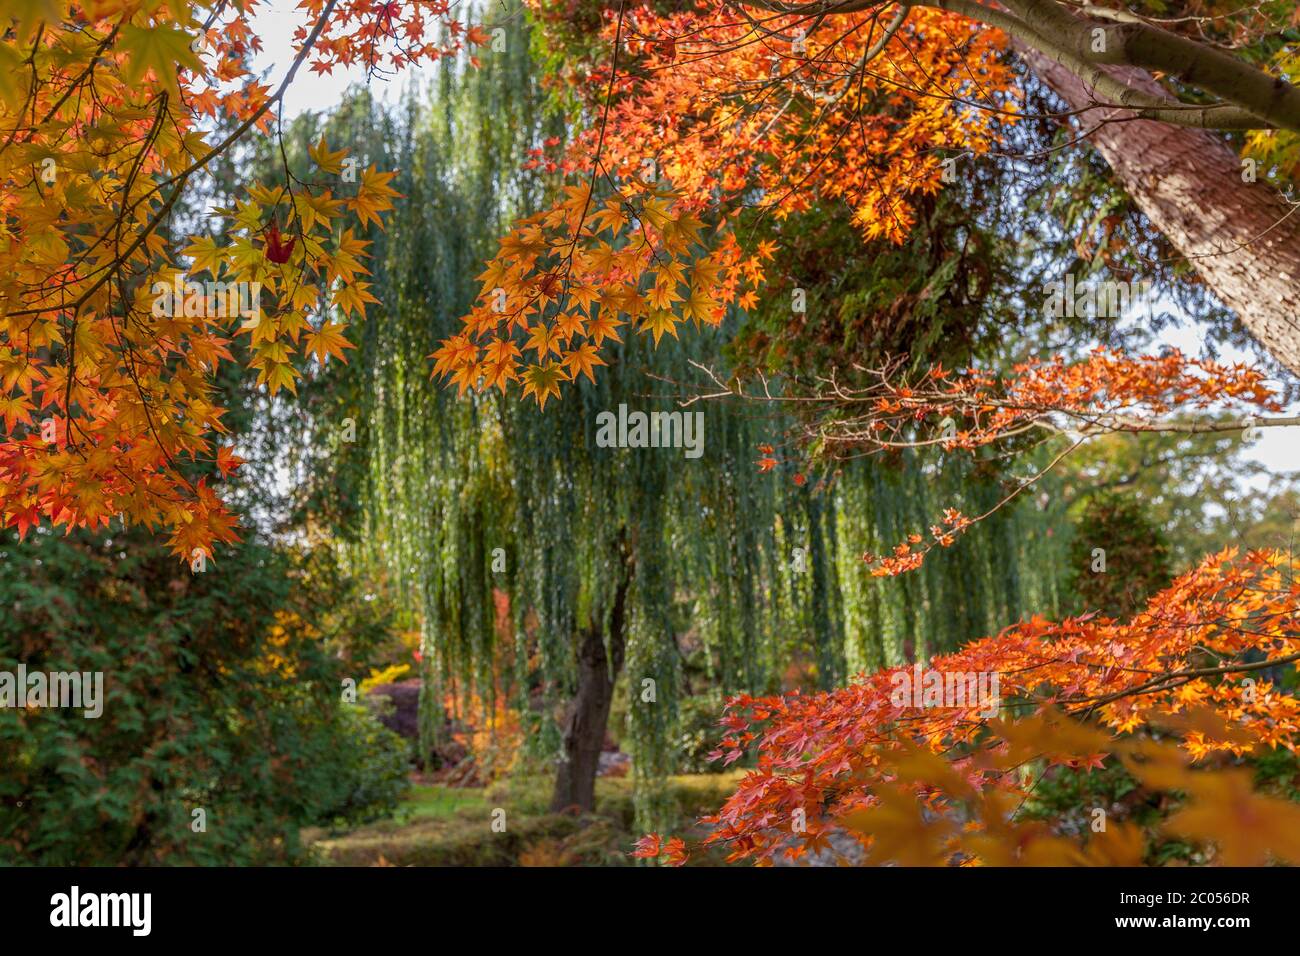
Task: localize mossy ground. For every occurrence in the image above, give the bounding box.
[306,772,744,866]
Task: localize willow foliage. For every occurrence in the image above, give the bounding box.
[302,4,1071,836]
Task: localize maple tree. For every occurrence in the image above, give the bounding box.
[434,1,1014,401]
[0,0,480,564]
[637,707,1300,866]
[645,342,1300,865]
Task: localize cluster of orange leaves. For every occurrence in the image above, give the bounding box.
[635,547,1300,864]
[295,0,482,75]
[434,1,1017,404]
[868,348,1281,452]
[573,1,1015,244]
[0,1,478,562]
[638,707,1300,866]
[430,179,767,407]
[753,348,1281,578]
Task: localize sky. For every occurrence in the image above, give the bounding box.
[247,2,1299,484]
[1156,317,1299,484]
[250,3,432,118]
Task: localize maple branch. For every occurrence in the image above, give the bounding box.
[1065,412,1300,435]
[1002,0,1298,125]
[668,360,1297,455]
[1066,649,1300,715]
[734,0,1300,130]
[558,0,628,304]
[6,0,342,321]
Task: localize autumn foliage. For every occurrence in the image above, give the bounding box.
[6,0,1300,872]
[0,0,477,562]
[635,547,1300,865]
[433,1,1015,404]
[748,348,1284,577]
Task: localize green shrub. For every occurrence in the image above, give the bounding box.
[674,691,729,774]
[0,527,403,865]
[312,704,412,830]
[1068,493,1172,618]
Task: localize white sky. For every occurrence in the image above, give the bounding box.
[248,2,1299,484]
[250,2,432,118]
[1155,318,1299,483]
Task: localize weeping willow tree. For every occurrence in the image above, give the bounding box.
[293,3,1072,837]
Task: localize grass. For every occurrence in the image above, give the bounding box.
[398,783,487,822]
[306,771,745,866]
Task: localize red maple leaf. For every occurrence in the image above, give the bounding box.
[264,220,296,264]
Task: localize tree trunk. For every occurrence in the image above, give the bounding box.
[1019,45,1300,377]
[550,532,633,814]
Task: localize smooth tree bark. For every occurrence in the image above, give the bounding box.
[550,530,634,813]
[1020,46,1300,377]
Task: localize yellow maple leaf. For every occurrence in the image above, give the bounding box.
[119,23,205,98]
[350,165,400,228]
[640,309,679,346]
[308,137,349,175]
[304,321,354,364]
[521,362,564,409]
[562,341,605,384]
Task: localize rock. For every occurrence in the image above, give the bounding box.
[365,679,421,740]
[364,678,464,769]
[597,750,630,777]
